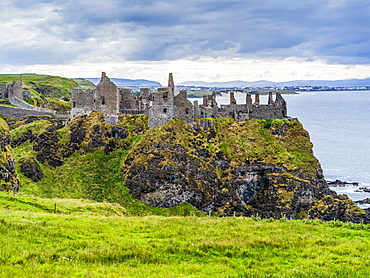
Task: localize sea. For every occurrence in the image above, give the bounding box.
[193,91,370,208]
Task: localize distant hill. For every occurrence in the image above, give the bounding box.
[179,78,370,88]
[0,74,78,98]
[0,74,78,111]
[86,78,162,88]
[82,76,370,89]
[72,78,96,89]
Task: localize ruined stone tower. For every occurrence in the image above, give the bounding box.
[168,73,175,93]
[95,72,119,124]
[148,73,178,128]
[71,88,94,119]
[71,72,120,124]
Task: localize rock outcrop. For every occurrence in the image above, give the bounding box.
[8,113,369,222]
[122,117,369,222]
[0,118,19,192]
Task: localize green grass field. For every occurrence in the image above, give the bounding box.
[0,74,80,111]
[1,192,370,277]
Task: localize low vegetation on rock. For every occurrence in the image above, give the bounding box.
[0,112,366,222]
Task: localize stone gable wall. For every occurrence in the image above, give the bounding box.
[94,72,119,117]
[71,88,94,119]
[174,90,194,125]
[119,88,135,111]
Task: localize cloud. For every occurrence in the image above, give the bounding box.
[1,0,370,74]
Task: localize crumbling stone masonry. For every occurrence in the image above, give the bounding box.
[0,76,32,101]
[147,74,288,128]
[71,72,288,128]
[71,72,151,124]
[0,76,57,119]
[71,72,120,125]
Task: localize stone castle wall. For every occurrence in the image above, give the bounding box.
[70,72,288,128]
[0,105,56,118]
[148,88,178,128]
[174,90,195,125]
[95,72,119,117]
[0,79,30,100]
[0,77,58,119]
[71,72,150,124]
[148,78,288,128]
[71,88,94,119]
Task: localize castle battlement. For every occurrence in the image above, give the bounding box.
[70,72,288,127]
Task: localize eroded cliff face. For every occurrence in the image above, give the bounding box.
[8,113,369,222]
[0,118,19,192]
[122,117,368,222]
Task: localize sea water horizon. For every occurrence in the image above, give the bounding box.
[191,90,370,207]
[284,91,370,208]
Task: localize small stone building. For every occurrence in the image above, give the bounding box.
[0,76,31,100]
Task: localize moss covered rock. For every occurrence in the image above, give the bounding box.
[8,113,369,222]
[122,117,369,222]
[0,118,19,192]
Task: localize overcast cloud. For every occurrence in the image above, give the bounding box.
[1,0,370,81]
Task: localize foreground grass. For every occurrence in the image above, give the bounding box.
[1,199,370,277]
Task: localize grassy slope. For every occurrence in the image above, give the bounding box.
[0,74,79,111]
[72,78,97,89]
[0,202,370,277]
[10,114,202,216]
[0,74,78,98]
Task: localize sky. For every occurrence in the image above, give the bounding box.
[1,0,370,84]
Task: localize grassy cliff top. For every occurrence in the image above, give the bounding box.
[0,74,79,98]
[0,74,84,111]
[72,78,97,89]
[125,117,319,177]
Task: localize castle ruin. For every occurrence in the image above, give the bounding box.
[71,72,288,127]
[0,75,31,100]
[71,72,151,124]
[0,76,58,119]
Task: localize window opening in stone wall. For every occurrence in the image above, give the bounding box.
[163,108,167,113]
[163,93,168,101]
[101,96,105,105]
[72,101,76,108]
[185,108,189,114]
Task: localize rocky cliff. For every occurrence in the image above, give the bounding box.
[0,118,19,192]
[122,117,368,222]
[7,113,369,222]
